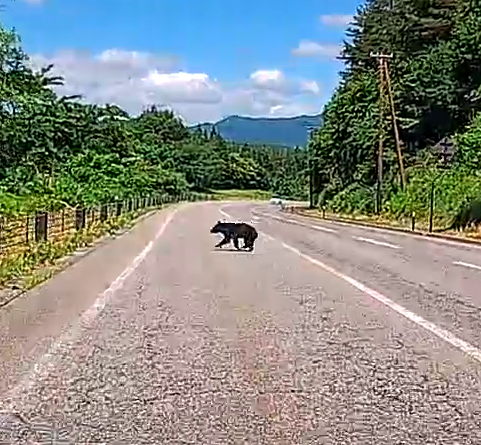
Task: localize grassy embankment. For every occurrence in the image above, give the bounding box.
[0,200,173,299]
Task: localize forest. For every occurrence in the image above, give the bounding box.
[310,0,481,224]
[0,22,309,217]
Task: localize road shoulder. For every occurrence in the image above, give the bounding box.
[0,204,180,396]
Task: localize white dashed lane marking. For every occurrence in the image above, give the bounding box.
[250,211,338,234]
[354,236,401,250]
[453,261,481,271]
[311,225,336,233]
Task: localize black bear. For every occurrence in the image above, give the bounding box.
[210,221,258,252]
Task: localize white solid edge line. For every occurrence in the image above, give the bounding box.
[232,206,481,362]
[453,261,481,271]
[354,236,401,250]
[280,240,481,364]
[223,206,481,363]
[1,208,178,408]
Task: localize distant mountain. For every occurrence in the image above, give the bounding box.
[191,114,323,147]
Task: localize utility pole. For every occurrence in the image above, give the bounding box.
[370,51,406,198]
[309,157,314,209]
[307,125,317,209]
[384,59,406,189]
[371,52,388,213]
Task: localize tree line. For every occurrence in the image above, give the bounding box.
[310,0,481,221]
[0,22,309,216]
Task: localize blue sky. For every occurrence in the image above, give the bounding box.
[2,0,361,123]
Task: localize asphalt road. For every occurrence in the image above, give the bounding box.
[1,201,481,444]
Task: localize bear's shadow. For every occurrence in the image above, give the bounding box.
[213,247,253,253]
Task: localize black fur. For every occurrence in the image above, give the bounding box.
[437,199,481,232]
[210,220,258,251]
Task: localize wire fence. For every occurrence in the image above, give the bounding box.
[0,192,213,257]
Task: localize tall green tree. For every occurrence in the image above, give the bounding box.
[311,0,481,214]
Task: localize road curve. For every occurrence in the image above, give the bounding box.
[0,201,481,443]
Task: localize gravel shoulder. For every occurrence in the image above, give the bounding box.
[1,201,481,443]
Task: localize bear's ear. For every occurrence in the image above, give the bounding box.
[217,220,221,224]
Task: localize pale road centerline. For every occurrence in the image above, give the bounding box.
[229,208,338,234]
[453,261,481,271]
[0,208,179,410]
[354,236,401,250]
[280,241,481,364]
[220,209,481,364]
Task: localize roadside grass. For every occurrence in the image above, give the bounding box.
[210,189,272,201]
[292,207,481,240]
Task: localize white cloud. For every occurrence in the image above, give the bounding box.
[249,69,321,96]
[300,80,321,95]
[268,103,319,117]
[250,69,285,89]
[291,40,342,59]
[29,49,323,124]
[319,14,353,27]
[143,71,222,104]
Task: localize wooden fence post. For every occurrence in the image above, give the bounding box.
[75,208,86,231]
[100,204,108,222]
[25,216,30,243]
[61,209,65,234]
[35,212,48,242]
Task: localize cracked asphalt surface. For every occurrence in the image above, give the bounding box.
[1,201,481,444]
